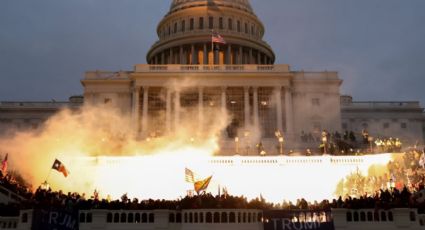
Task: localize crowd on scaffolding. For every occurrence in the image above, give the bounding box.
[299,129,406,155]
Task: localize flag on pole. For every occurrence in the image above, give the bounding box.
[212,33,226,44]
[1,153,8,174]
[194,175,213,194]
[52,159,69,177]
[185,167,195,183]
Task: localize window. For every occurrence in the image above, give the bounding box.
[174,22,177,33]
[149,213,154,223]
[199,17,204,29]
[219,17,223,29]
[312,98,320,106]
[190,18,194,30]
[120,213,127,223]
[206,212,212,223]
[251,25,254,35]
[135,213,141,223]
[168,26,171,35]
[214,212,220,223]
[22,213,28,223]
[181,20,185,32]
[228,18,233,30]
[401,123,407,129]
[169,213,175,223]
[245,23,248,33]
[106,213,112,223]
[229,212,236,223]
[86,213,92,223]
[113,213,119,223]
[128,213,133,223]
[221,212,228,223]
[209,16,213,29]
[237,20,241,32]
[383,123,390,129]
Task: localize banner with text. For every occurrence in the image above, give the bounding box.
[263,210,334,230]
[32,208,79,230]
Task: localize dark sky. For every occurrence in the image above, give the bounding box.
[1,0,425,105]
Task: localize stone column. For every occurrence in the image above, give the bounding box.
[285,86,294,134]
[275,86,283,132]
[166,88,172,132]
[238,46,243,64]
[227,44,232,64]
[203,43,208,65]
[257,52,261,64]
[161,52,165,64]
[179,46,184,64]
[198,87,204,131]
[141,86,149,134]
[132,86,140,134]
[244,86,250,129]
[154,55,158,65]
[249,48,253,64]
[174,90,181,129]
[191,44,195,64]
[221,87,227,115]
[253,87,259,128]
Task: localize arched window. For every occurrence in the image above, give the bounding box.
[360,212,366,221]
[169,213,175,223]
[106,213,112,223]
[189,212,193,223]
[353,212,359,222]
[229,212,236,223]
[181,20,185,32]
[258,213,263,222]
[243,213,247,223]
[86,213,92,223]
[149,213,154,223]
[142,213,147,223]
[135,213,141,223]
[374,211,380,221]
[184,213,188,223]
[248,213,251,222]
[194,212,198,223]
[238,212,241,223]
[346,212,352,222]
[381,212,387,221]
[237,20,241,32]
[221,212,228,223]
[410,211,416,222]
[252,213,257,222]
[228,18,233,30]
[367,212,373,221]
[79,213,86,223]
[214,212,220,223]
[22,213,28,223]
[128,213,133,223]
[120,213,127,223]
[206,212,212,223]
[200,212,204,223]
[176,213,182,223]
[388,212,393,221]
[113,213,119,223]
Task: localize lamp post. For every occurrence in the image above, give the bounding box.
[279,137,284,155]
[235,137,239,154]
[368,136,374,153]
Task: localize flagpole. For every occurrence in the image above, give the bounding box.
[211,30,214,65]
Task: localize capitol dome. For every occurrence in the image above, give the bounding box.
[147,0,275,65]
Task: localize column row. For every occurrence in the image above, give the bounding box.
[132,86,293,136]
[150,44,273,65]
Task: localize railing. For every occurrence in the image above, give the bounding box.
[342,101,421,109]
[0,101,73,108]
[134,64,290,73]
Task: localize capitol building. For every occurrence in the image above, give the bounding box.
[1,0,424,152]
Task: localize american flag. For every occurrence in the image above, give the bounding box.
[185,167,195,183]
[212,33,226,44]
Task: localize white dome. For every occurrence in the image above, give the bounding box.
[170,0,253,14]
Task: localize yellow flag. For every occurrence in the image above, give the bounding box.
[194,176,212,194]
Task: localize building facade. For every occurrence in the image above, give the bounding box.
[0,0,424,151]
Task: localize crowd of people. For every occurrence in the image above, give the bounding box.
[299,129,406,155]
[0,165,424,217]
